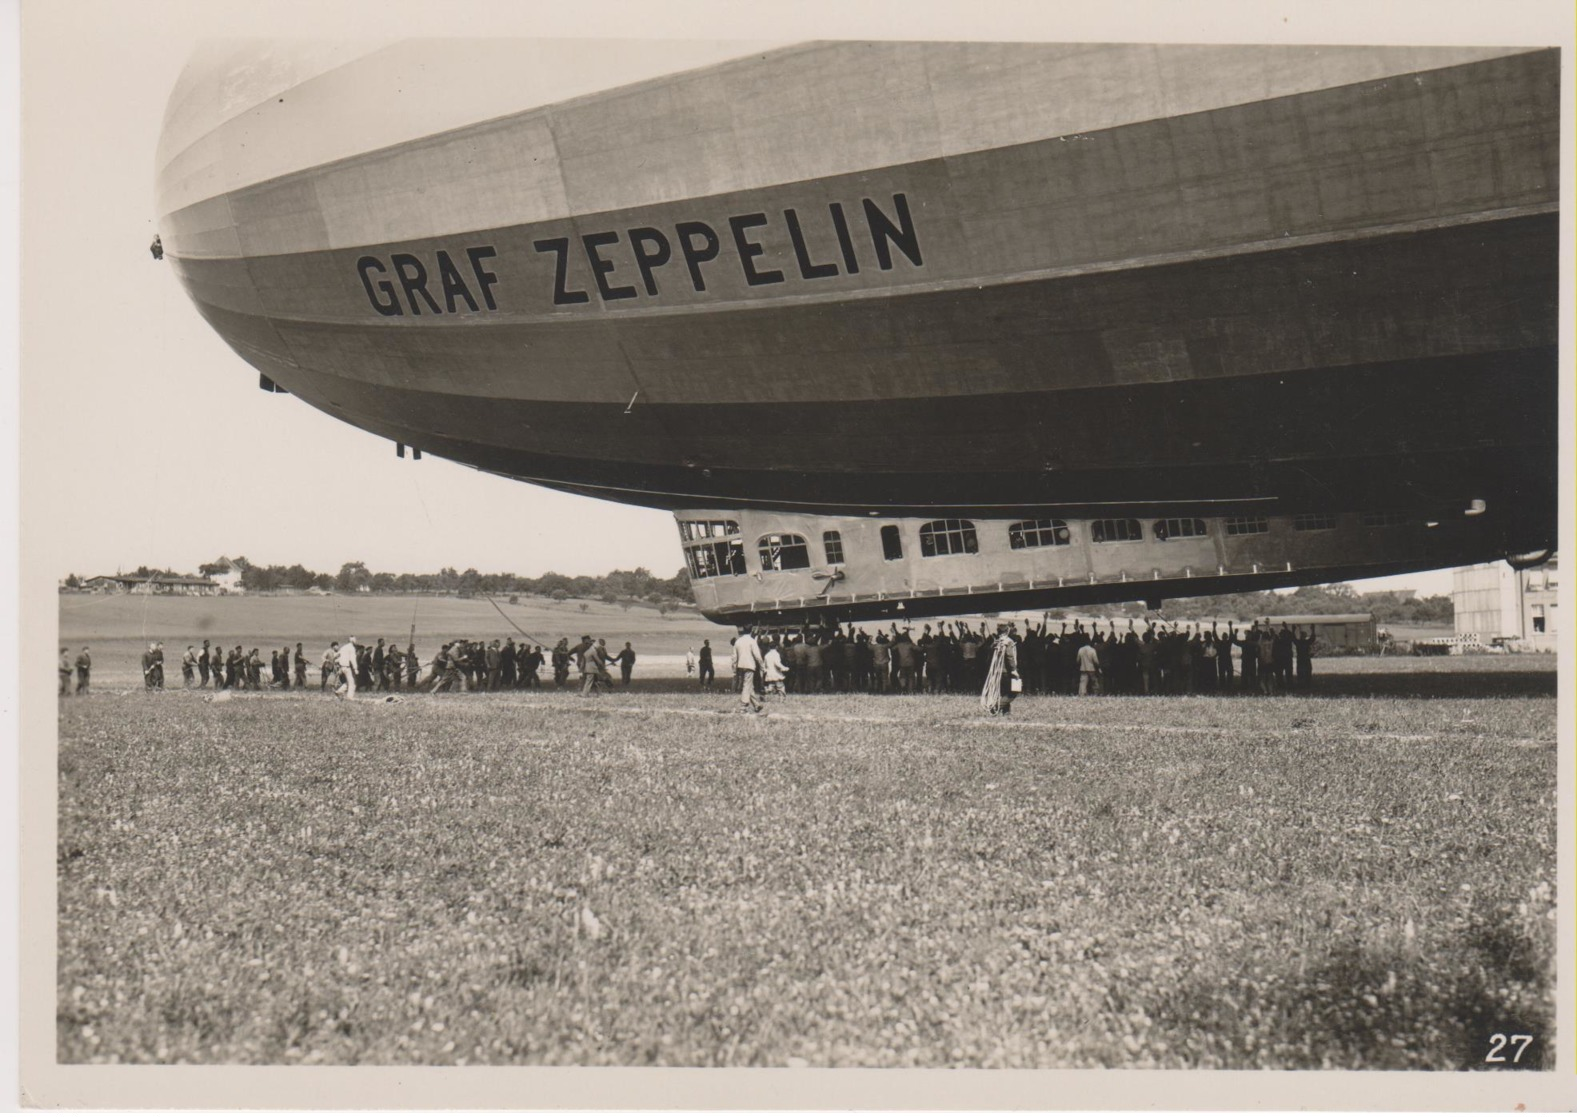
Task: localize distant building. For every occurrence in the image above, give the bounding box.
[1452,558,1558,651]
[86,574,221,596]
[200,557,245,593]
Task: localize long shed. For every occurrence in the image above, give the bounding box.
[1257,613,1377,649]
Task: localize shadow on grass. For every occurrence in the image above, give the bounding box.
[1304,672,1555,700]
[540,672,1556,700]
[1149,898,1555,1070]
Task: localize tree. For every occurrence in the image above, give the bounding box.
[241,564,282,592]
[283,564,317,590]
[64,573,80,588]
[551,589,569,603]
[578,602,589,613]
[336,561,371,593]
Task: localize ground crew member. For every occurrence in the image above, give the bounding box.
[501,639,517,689]
[1294,628,1316,689]
[198,640,211,688]
[335,637,360,700]
[406,642,419,688]
[294,643,308,687]
[733,626,766,714]
[59,649,73,696]
[181,646,197,687]
[141,643,158,690]
[75,646,91,695]
[615,642,636,685]
[698,640,714,689]
[568,635,595,696]
[1076,640,1101,696]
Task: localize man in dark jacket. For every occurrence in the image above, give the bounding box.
[485,640,502,691]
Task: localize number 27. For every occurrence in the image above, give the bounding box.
[1486,1034,1533,1063]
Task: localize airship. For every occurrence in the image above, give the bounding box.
[156,41,1559,624]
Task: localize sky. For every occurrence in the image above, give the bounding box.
[21,0,1565,597]
[24,21,726,584]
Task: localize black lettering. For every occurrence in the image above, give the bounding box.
[829,202,860,274]
[676,222,721,292]
[357,256,402,316]
[784,208,839,280]
[435,251,480,314]
[533,237,590,305]
[729,213,784,287]
[466,245,500,310]
[582,231,638,301]
[863,192,923,270]
[628,227,672,297]
[391,253,442,314]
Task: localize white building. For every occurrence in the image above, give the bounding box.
[1452,557,1558,652]
[202,557,245,593]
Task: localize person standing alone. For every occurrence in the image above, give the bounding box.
[698,640,714,690]
[733,626,766,715]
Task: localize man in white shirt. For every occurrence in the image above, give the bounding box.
[335,637,360,700]
[732,626,766,714]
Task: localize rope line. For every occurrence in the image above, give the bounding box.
[480,592,548,647]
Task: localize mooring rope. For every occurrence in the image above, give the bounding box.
[480,592,549,647]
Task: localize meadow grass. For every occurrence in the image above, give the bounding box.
[57,663,1555,1069]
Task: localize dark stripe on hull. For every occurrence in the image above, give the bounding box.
[233,343,1556,537]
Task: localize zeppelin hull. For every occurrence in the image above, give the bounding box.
[158,41,1561,552]
[177,212,1558,527]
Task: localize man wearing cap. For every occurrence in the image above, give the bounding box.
[335,637,360,700]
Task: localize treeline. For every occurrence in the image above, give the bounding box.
[203,559,695,604]
[1050,583,1451,623]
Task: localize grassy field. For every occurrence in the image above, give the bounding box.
[57,655,1555,1069]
